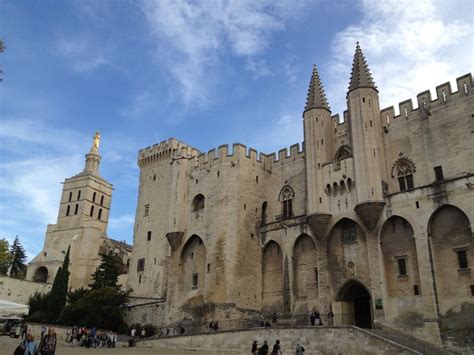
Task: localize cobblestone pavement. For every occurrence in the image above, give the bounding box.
[0,336,235,355]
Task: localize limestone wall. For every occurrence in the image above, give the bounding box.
[0,276,51,305]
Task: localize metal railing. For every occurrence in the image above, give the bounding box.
[368,323,457,355]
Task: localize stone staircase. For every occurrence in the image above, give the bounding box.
[138,326,422,354]
[365,324,457,355]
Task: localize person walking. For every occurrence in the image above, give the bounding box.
[131,327,136,338]
[15,333,38,355]
[40,324,46,341]
[271,339,282,355]
[327,308,334,326]
[315,311,322,326]
[38,327,57,355]
[295,343,305,354]
[259,340,269,355]
[251,340,258,354]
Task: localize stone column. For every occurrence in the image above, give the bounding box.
[365,229,385,323]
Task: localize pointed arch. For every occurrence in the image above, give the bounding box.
[336,279,373,328]
[428,205,473,317]
[335,145,352,161]
[279,185,295,219]
[327,218,370,294]
[391,156,416,191]
[180,235,206,294]
[262,241,283,311]
[293,234,318,307]
[380,216,421,322]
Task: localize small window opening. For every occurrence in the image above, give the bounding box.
[66,205,71,216]
[470,285,474,296]
[68,191,73,202]
[207,264,210,273]
[100,195,104,205]
[319,197,322,204]
[362,97,365,103]
[321,139,324,145]
[97,208,102,220]
[147,231,152,241]
[191,252,194,260]
[93,192,96,203]
[261,201,267,224]
[137,258,145,272]
[153,174,156,181]
[256,175,259,183]
[244,204,246,210]
[196,179,198,184]
[144,204,150,217]
[77,190,81,200]
[434,166,444,181]
[370,120,373,127]
[192,273,198,289]
[457,250,468,269]
[414,285,420,295]
[192,194,205,212]
[90,205,94,217]
[415,201,420,209]
[397,258,407,276]
[442,90,447,102]
[341,220,357,243]
[463,83,468,95]
[74,204,79,215]
[138,275,142,284]
[217,171,220,177]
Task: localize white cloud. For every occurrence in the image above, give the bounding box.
[55,35,108,73]
[142,0,314,104]
[327,0,474,116]
[109,214,135,230]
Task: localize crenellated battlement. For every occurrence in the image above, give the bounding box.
[380,73,472,125]
[192,142,304,172]
[138,138,200,168]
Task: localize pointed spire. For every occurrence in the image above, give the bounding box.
[348,42,377,94]
[305,65,331,113]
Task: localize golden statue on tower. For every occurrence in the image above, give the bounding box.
[90,131,100,153]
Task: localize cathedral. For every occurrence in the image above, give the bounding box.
[26,133,132,290]
[125,43,473,346]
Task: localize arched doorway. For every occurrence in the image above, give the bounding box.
[34,266,48,283]
[337,280,372,328]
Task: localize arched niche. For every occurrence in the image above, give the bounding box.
[380,216,422,323]
[327,218,370,294]
[34,266,48,283]
[293,235,318,303]
[179,235,206,295]
[428,205,473,315]
[262,241,284,312]
[336,279,372,328]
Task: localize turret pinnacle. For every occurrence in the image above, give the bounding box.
[348,42,377,94]
[305,65,330,113]
[83,131,102,175]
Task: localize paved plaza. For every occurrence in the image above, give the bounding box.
[0,336,234,355]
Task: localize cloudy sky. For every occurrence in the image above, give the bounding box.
[0,0,472,260]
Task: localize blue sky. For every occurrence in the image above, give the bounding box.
[0,0,472,260]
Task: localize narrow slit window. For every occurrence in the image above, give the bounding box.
[77,190,81,200]
[90,205,94,217]
[74,204,79,215]
[68,191,73,202]
[147,231,152,241]
[66,205,71,216]
[397,258,407,276]
[100,195,104,205]
[97,208,102,220]
[457,250,468,269]
[93,192,96,203]
[434,166,444,182]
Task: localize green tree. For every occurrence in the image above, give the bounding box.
[59,287,129,331]
[0,238,11,274]
[90,251,120,289]
[27,291,50,322]
[46,247,70,322]
[8,236,27,278]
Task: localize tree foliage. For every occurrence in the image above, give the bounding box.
[59,287,129,331]
[8,236,27,278]
[27,291,51,322]
[0,238,11,274]
[46,247,70,322]
[90,251,120,289]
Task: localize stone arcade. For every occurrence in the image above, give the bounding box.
[126,44,474,347]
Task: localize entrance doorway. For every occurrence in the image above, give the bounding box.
[336,280,372,328]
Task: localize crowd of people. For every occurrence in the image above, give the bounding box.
[14,323,119,354]
[66,326,118,348]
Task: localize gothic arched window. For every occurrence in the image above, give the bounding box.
[192,194,205,212]
[335,145,352,161]
[279,186,294,219]
[392,157,416,192]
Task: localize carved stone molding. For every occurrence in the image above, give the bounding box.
[306,213,332,238]
[354,201,385,231]
[166,232,184,251]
